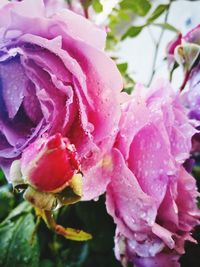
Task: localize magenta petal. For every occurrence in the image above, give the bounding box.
[116,94,150,160]
[106,149,157,239]
[128,123,174,207]
[59,34,122,143]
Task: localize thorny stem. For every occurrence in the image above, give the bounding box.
[147,1,172,87]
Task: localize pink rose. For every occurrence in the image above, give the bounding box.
[0,0,122,200]
[106,80,200,266]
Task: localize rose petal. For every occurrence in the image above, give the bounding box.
[133,253,180,267]
[106,149,157,239]
[0,55,28,119]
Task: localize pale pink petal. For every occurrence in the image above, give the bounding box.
[54,9,106,50]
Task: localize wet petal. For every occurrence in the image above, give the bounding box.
[0,56,28,119]
[106,149,157,239]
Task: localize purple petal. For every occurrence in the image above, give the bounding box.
[133,253,180,267]
[0,56,28,119]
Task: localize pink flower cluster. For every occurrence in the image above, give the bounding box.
[0,1,199,266]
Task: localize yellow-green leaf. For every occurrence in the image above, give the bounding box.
[62,227,92,241]
[147,4,169,23]
[122,25,144,40]
[120,0,151,16]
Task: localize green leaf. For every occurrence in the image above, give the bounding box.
[0,185,14,220]
[147,4,169,23]
[120,0,151,16]
[76,197,115,253]
[92,0,103,13]
[0,169,6,185]
[122,85,135,95]
[169,61,179,82]
[0,169,4,179]
[118,9,130,21]
[40,260,54,267]
[0,213,39,267]
[153,23,180,33]
[121,25,144,40]
[106,32,118,50]
[1,201,32,226]
[117,63,128,75]
[60,243,89,267]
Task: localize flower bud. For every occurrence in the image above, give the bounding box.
[21,133,80,193]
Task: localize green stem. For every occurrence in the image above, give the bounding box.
[147,1,171,87]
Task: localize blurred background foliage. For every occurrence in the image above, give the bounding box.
[1,0,200,266]
[83,0,179,93]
